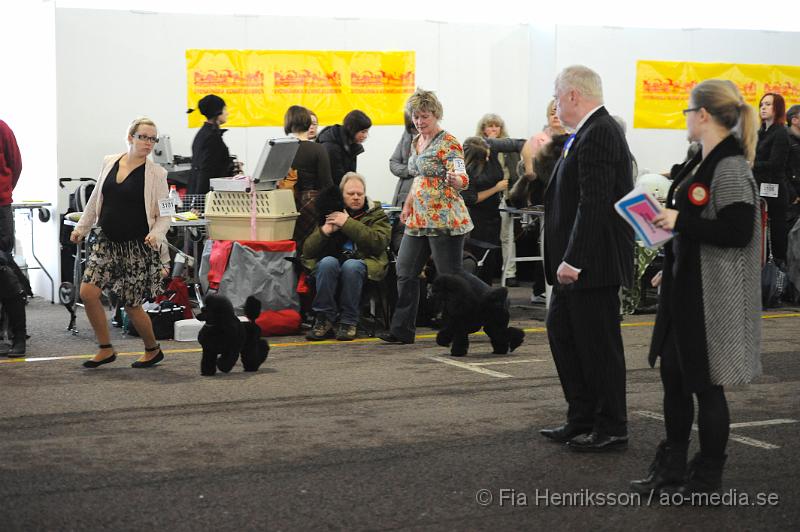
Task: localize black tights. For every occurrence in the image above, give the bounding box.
[660,329,729,458]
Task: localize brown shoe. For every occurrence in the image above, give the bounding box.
[306,318,334,341]
[336,323,357,341]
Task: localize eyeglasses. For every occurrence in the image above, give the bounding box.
[133,134,159,143]
[682,107,701,116]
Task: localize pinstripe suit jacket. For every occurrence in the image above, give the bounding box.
[543,107,634,290]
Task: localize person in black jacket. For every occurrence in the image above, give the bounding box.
[754,93,791,263]
[540,65,634,452]
[461,135,524,284]
[785,105,800,219]
[187,94,236,206]
[316,110,371,187]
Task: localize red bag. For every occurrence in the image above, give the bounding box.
[255,309,301,336]
[156,277,194,319]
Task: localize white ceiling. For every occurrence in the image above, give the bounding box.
[52,0,800,32]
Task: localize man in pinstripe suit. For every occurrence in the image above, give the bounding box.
[539,65,635,452]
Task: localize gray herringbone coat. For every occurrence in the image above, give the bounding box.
[650,135,762,391]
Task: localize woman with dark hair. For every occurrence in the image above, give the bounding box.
[631,80,761,495]
[307,110,319,141]
[316,109,371,186]
[187,94,236,204]
[70,118,171,369]
[754,92,791,263]
[476,113,522,286]
[283,105,333,245]
[461,134,524,284]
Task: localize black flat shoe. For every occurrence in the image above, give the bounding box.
[83,344,117,368]
[377,332,413,344]
[131,344,164,368]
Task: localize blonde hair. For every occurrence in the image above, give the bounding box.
[127,117,157,138]
[340,171,366,193]
[555,65,603,102]
[475,113,508,138]
[546,99,557,120]
[405,88,444,120]
[690,79,757,162]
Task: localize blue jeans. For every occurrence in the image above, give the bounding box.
[390,233,488,342]
[313,256,367,325]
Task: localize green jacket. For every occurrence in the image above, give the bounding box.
[301,199,391,281]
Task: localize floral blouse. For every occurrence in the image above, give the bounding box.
[405,130,473,236]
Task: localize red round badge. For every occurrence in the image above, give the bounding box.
[688,183,709,206]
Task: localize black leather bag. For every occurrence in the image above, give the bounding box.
[127,301,186,340]
[761,221,787,309]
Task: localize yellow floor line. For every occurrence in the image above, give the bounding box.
[1,312,797,365]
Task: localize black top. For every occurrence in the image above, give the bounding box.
[753,123,790,184]
[291,141,333,191]
[462,138,524,245]
[98,159,149,242]
[189,122,233,196]
[316,124,364,187]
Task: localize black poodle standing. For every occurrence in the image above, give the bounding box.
[197,295,269,376]
[431,274,525,357]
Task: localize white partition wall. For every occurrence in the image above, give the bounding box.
[55,9,532,206]
[554,25,800,175]
[0,1,58,300]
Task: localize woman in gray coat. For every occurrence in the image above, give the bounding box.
[631,80,761,496]
[389,112,417,252]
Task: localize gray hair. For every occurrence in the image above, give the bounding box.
[340,171,366,192]
[555,65,604,102]
[405,88,444,120]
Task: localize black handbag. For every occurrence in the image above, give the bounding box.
[761,221,787,309]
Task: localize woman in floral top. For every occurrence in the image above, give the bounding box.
[379,88,489,344]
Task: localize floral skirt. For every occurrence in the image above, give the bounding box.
[82,229,163,307]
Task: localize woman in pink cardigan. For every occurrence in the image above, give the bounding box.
[70,117,170,369]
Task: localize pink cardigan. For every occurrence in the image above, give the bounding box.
[74,153,170,244]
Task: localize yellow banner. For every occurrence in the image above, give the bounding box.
[634,60,800,129]
[186,50,415,127]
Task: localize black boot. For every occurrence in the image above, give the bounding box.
[677,453,727,495]
[630,440,689,494]
[3,295,26,357]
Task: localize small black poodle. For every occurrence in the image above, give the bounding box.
[314,185,346,226]
[431,274,525,357]
[197,294,269,376]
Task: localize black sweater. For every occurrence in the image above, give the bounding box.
[317,125,364,187]
[291,141,333,191]
[189,122,233,196]
[753,123,790,184]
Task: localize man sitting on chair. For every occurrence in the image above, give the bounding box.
[302,172,391,341]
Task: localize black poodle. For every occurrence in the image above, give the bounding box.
[197,294,269,376]
[431,274,525,357]
[314,185,346,226]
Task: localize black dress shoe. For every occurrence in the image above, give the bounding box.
[539,424,592,444]
[377,332,413,344]
[566,432,628,452]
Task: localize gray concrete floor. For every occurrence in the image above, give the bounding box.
[1,290,798,530]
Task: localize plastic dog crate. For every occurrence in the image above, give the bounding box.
[205,189,298,241]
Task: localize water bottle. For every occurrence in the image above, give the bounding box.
[169,185,183,208]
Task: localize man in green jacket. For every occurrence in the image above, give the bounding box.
[303,172,391,341]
